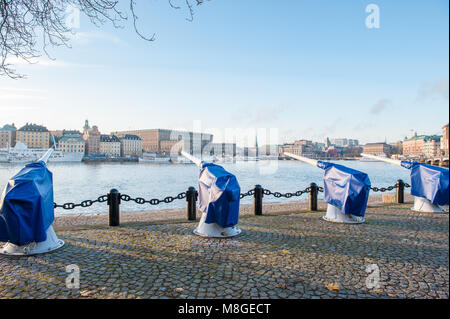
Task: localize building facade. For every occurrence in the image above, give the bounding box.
[362,143,392,156]
[112,129,213,155]
[82,121,101,155]
[423,137,441,158]
[402,134,427,157]
[330,138,359,147]
[16,123,50,149]
[58,135,86,154]
[389,141,403,155]
[279,140,324,158]
[403,134,443,157]
[120,134,143,157]
[441,124,449,156]
[159,140,182,155]
[100,135,121,157]
[0,124,16,148]
[207,143,237,157]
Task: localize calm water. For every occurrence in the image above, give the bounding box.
[0,160,411,216]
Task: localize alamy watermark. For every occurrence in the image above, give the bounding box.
[66,264,80,289]
[65,5,80,29]
[365,263,381,289]
[365,4,380,29]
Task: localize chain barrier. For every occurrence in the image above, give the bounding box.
[262,186,311,198]
[53,182,410,209]
[239,189,255,199]
[53,195,108,210]
[370,184,397,192]
[120,192,186,205]
[370,182,410,192]
[53,192,186,210]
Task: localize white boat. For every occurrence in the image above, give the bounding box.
[0,142,83,163]
[139,153,170,163]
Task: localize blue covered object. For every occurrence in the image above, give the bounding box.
[317,161,371,217]
[401,162,449,205]
[0,161,54,246]
[198,162,240,228]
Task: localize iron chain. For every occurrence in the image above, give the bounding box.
[53,194,107,210]
[53,182,410,210]
[119,192,186,206]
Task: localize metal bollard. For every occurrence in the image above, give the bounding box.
[309,182,318,211]
[108,188,121,226]
[254,184,263,216]
[396,179,405,204]
[186,186,197,221]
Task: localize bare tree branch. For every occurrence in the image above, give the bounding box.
[0,0,207,79]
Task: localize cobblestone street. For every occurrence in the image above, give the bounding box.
[1,203,448,299]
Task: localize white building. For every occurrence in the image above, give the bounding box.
[121,134,142,157]
[423,137,441,158]
[58,134,85,154]
[100,135,121,157]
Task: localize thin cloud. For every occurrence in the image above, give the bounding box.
[370,98,391,115]
[417,77,449,101]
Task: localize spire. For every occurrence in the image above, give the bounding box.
[255,133,259,158]
[83,120,90,133]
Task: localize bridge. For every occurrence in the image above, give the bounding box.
[411,157,449,167]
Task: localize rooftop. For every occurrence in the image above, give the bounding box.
[100,134,120,143]
[123,134,142,140]
[59,134,85,143]
[18,123,48,132]
[1,124,16,132]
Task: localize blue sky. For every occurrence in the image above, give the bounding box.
[0,0,448,145]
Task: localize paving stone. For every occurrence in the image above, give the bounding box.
[0,203,448,299]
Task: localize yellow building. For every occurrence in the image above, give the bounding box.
[16,123,50,149]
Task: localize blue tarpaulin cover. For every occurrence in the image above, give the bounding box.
[198,162,240,228]
[317,161,371,217]
[401,162,449,205]
[0,161,54,246]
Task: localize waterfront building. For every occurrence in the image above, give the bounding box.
[16,123,50,149]
[159,140,181,155]
[441,124,449,156]
[363,142,392,156]
[120,134,143,157]
[423,136,442,158]
[279,140,322,158]
[402,133,427,156]
[402,133,442,157]
[112,129,213,155]
[100,135,121,157]
[0,124,16,148]
[82,120,101,155]
[330,138,359,147]
[389,141,403,155]
[207,143,237,157]
[58,134,86,154]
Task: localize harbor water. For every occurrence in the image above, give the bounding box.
[0,160,411,216]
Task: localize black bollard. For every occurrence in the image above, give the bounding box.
[396,179,405,204]
[254,184,263,216]
[186,186,197,221]
[108,188,121,226]
[309,182,318,211]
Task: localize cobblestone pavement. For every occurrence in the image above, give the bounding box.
[0,203,448,299]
